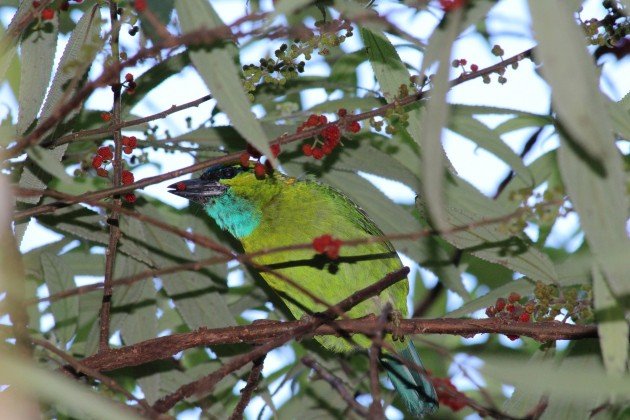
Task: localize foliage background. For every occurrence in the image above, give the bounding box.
[0,0,628,419]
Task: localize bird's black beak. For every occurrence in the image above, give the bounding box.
[167,177,228,203]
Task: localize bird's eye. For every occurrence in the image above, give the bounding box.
[221,167,237,179]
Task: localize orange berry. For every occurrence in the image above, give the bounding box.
[123,146,133,154]
[96,168,109,177]
[134,0,147,12]
[312,234,332,253]
[101,112,112,122]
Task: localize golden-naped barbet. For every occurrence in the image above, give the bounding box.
[169,165,438,417]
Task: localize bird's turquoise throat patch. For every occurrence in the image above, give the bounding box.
[204,191,261,239]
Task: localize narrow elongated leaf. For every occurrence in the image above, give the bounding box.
[0,352,142,420]
[448,114,532,184]
[529,0,617,164]
[17,14,58,135]
[175,0,273,161]
[0,0,29,81]
[40,253,78,346]
[593,268,629,375]
[416,9,463,230]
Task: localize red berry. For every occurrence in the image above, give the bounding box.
[97,146,113,160]
[121,170,134,185]
[32,1,41,8]
[123,146,133,154]
[127,136,137,148]
[439,0,465,12]
[134,0,147,12]
[175,182,186,191]
[322,125,341,143]
[459,58,467,66]
[312,148,324,160]
[495,298,506,312]
[240,152,251,168]
[318,115,328,125]
[470,64,479,72]
[508,292,521,303]
[124,193,136,203]
[347,121,360,133]
[270,143,281,157]
[254,163,266,179]
[519,313,530,323]
[485,306,496,318]
[302,144,313,156]
[312,234,332,253]
[322,144,333,155]
[91,155,103,169]
[101,112,111,122]
[96,168,109,177]
[506,303,515,313]
[125,73,134,82]
[306,114,320,127]
[337,108,347,117]
[41,8,54,20]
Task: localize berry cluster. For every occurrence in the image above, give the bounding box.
[124,73,137,95]
[91,142,138,203]
[369,84,411,135]
[242,20,353,100]
[299,110,360,160]
[580,2,629,47]
[239,144,280,179]
[433,377,467,412]
[312,234,342,259]
[485,292,530,341]
[451,58,480,74]
[134,0,147,12]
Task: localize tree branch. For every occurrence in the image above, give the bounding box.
[229,355,266,420]
[78,317,596,373]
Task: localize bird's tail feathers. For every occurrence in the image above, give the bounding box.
[381,341,438,418]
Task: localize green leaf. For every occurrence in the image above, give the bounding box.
[608,94,630,141]
[0,352,142,420]
[416,9,463,230]
[529,0,617,165]
[0,0,29,81]
[557,130,630,300]
[40,253,78,346]
[17,12,58,135]
[175,0,274,162]
[448,114,533,185]
[593,268,629,375]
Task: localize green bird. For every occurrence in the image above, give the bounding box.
[169,165,438,417]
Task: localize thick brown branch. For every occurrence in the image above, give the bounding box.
[78,318,597,373]
[150,268,409,413]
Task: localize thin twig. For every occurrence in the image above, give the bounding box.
[229,355,266,420]
[98,0,123,353]
[301,356,369,418]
